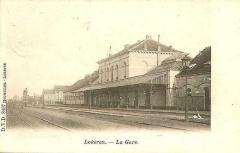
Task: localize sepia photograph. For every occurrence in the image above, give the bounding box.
[0,0,239,153]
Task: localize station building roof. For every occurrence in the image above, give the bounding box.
[97,35,183,64]
[147,52,191,74]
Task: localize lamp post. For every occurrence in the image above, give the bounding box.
[181,54,191,122]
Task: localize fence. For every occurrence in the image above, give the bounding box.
[175,96,205,111]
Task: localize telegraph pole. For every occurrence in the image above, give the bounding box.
[185,67,189,121]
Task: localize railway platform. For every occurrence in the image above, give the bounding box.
[44,104,210,124]
[43,105,210,131]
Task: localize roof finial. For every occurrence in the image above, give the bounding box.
[108,45,112,57]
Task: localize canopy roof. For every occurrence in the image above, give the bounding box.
[72,73,167,92]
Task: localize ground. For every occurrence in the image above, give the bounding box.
[7,104,210,132]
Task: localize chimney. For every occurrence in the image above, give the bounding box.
[157,35,161,51]
[145,34,152,40]
[144,35,151,51]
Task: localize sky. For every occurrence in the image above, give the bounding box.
[1,0,211,98]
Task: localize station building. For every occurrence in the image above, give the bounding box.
[69,35,189,109]
[42,35,211,111]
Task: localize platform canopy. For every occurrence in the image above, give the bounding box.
[72,74,167,93]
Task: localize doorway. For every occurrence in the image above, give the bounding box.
[204,87,211,111]
[134,90,138,108]
[145,89,150,108]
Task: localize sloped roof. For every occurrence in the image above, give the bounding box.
[97,36,183,63]
[147,62,183,74]
[147,52,191,74]
[191,46,211,65]
[177,46,211,76]
[189,64,211,75]
[64,79,90,92]
[131,39,181,52]
[64,70,99,92]
[161,52,191,64]
[72,73,166,92]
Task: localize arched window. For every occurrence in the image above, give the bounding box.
[100,69,103,83]
[111,66,113,81]
[106,68,109,81]
[105,68,107,82]
[103,68,106,82]
[124,62,127,78]
[116,65,119,80]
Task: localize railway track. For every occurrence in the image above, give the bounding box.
[16,113,35,129]
[27,112,71,132]
[42,106,189,131]
[14,108,71,132]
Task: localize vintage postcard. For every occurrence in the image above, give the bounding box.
[0,0,239,153]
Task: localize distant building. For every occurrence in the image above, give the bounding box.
[42,85,69,105]
[42,89,55,105]
[54,85,69,104]
[174,46,211,111]
[29,95,42,106]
